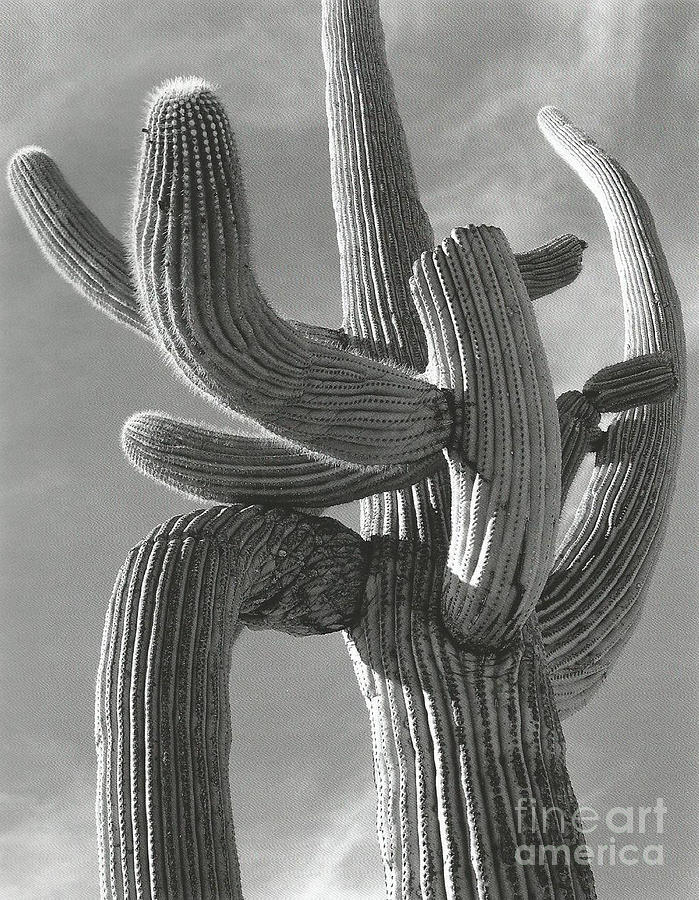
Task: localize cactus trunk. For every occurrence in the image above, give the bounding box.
[347,542,596,900]
[322,2,595,897]
[96,516,245,899]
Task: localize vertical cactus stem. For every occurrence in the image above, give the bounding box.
[411,226,560,648]
[321,5,586,541]
[6,148,151,337]
[322,0,434,365]
[132,78,452,470]
[96,505,368,899]
[321,0,453,542]
[536,108,686,715]
[346,542,596,900]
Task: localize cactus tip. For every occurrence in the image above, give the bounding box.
[537,105,566,127]
[147,76,218,108]
[6,145,49,186]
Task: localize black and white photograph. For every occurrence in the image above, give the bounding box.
[1,1,697,897]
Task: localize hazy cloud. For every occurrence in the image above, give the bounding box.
[0,771,98,899]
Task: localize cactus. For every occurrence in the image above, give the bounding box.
[7,1,686,897]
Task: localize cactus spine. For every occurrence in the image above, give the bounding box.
[8,0,685,897]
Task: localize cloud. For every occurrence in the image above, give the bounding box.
[243,785,383,900]
[0,773,98,900]
[280,794,381,900]
[0,0,326,159]
[0,774,380,900]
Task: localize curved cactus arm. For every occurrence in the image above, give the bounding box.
[133,79,450,470]
[535,108,686,718]
[122,411,443,507]
[6,147,585,353]
[514,233,587,300]
[6,143,443,459]
[7,147,149,337]
[96,504,367,900]
[411,225,561,648]
[122,349,674,510]
[582,351,677,411]
[558,352,677,502]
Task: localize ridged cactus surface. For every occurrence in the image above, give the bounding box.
[95,506,366,898]
[8,0,685,897]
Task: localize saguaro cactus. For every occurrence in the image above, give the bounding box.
[8,1,685,898]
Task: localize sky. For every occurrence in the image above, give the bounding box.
[1,0,698,897]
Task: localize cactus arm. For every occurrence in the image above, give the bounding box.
[6,146,584,348]
[2,146,588,508]
[5,143,583,349]
[557,352,677,502]
[411,225,561,648]
[123,351,672,510]
[581,351,677,411]
[96,504,367,899]
[7,147,149,338]
[514,233,587,300]
[133,79,451,470]
[122,411,443,507]
[535,109,686,718]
